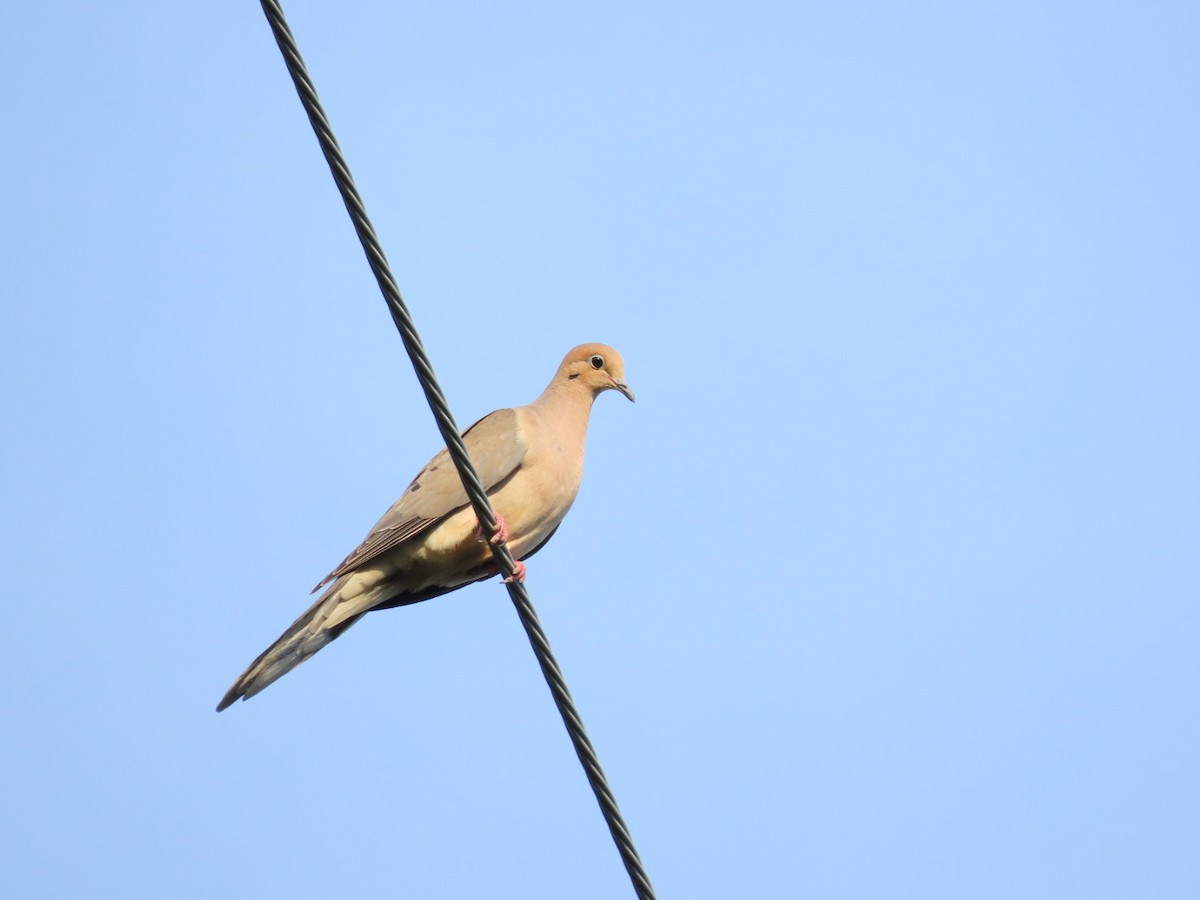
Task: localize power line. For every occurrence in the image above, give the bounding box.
[255,3,657,897]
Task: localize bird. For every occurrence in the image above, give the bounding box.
[217,342,635,711]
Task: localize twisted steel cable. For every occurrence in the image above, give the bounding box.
[256,3,656,897]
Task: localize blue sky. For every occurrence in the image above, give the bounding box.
[2,2,1197,897]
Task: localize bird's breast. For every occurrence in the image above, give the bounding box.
[489,448,582,560]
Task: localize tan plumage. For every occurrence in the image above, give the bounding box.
[217,343,634,711]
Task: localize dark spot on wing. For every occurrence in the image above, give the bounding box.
[410,483,421,492]
[430,465,439,471]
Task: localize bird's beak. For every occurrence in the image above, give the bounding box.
[609,376,636,403]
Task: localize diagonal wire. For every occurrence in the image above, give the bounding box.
[255,3,656,897]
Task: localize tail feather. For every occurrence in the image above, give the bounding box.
[217,572,484,712]
[216,590,365,712]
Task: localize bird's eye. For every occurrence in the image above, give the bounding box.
[590,355,604,369]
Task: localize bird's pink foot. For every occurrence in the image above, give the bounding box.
[489,514,511,546]
[477,514,511,546]
[503,560,527,584]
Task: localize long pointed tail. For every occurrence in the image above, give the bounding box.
[216,589,365,712]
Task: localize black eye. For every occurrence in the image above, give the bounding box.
[590,355,605,369]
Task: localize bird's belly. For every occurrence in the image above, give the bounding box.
[489,465,578,560]
[395,458,580,593]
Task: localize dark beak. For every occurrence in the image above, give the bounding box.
[609,377,636,403]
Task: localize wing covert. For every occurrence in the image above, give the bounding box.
[311,408,527,591]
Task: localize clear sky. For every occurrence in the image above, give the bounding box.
[2,2,1197,898]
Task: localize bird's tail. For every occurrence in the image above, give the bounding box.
[216,587,364,712]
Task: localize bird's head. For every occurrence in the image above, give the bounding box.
[556,343,635,402]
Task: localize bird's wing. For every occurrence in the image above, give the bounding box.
[311,408,527,591]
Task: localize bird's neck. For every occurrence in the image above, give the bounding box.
[533,380,597,438]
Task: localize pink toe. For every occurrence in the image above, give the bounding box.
[503,560,527,584]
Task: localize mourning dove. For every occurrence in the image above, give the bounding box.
[217,343,634,711]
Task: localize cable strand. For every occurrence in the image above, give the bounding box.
[256,3,656,897]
